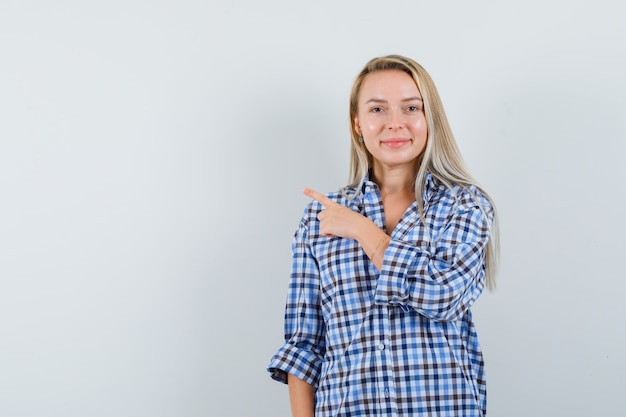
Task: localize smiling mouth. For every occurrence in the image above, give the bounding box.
[381,139,412,148]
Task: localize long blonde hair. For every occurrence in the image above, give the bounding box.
[346,55,500,290]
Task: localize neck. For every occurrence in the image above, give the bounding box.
[371,162,416,195]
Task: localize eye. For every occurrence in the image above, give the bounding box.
[406,105,421,112]
[370,106,384,113]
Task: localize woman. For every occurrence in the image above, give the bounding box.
[267,54,499,417]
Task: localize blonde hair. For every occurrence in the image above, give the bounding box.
[346,54,500,290]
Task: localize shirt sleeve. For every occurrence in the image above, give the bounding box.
[374,194,494,322]
[267,217,326,387]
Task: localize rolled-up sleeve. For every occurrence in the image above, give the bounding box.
[374,194,494,322]
[267,217,326,387]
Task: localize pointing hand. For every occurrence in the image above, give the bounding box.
[303,188,365,240]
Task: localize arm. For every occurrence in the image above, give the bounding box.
[302,187,493,322]
[288,373,316,417]
[374,200,493,321]
[267,216,325,387]
[301,187,492,321]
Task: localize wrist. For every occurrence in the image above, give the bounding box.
[353,217,379,243]
[369,234,390,259]
[355,221,389,258]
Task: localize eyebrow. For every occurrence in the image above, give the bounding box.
[365,97,423,104]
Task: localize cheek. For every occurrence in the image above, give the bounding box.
[357,112,379,131]
[411,117,428,137]
[361,118,382,134]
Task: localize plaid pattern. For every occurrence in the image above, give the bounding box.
[268,173,494,416]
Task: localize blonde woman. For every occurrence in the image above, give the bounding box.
[268,55,499,417]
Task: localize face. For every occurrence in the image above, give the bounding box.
[354,70,428,171]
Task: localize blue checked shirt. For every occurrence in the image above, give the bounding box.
[268,173,494,416]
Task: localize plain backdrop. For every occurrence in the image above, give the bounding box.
[1,1,625,416]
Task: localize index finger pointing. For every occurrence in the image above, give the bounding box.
[303,188,335,208]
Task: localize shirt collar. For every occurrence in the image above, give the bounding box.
[360,170,438,205]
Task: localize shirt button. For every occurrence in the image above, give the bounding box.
[378,343,385,351]
[384,388,390,399]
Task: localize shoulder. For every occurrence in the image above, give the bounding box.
[427,176,494,220]
[455,184,493,214]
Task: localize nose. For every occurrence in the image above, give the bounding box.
[387,109,404,130]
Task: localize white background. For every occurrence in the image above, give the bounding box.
[1,1,625,416]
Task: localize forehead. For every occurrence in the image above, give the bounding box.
[359,69,421,100]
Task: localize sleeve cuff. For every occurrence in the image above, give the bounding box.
[267,342,323,387]
[374,239,431,307]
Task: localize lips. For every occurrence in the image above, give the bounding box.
[381,138,412,148]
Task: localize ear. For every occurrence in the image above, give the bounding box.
[353,117,361,136]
